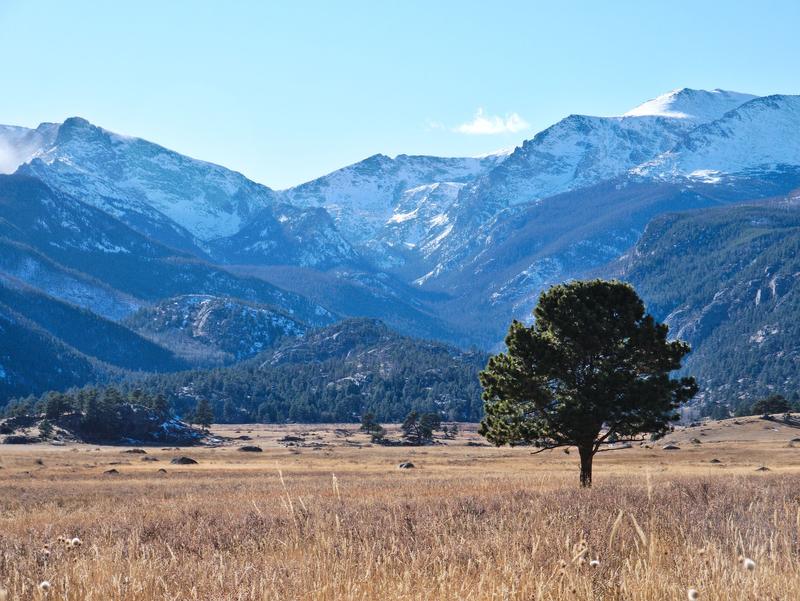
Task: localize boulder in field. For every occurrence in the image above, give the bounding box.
[170,456,198,465]
[398,461,415,469]
[662,444,680,450]
[238,445,263,453]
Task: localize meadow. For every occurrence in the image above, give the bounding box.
[0,418,799,600]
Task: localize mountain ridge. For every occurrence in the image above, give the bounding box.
[2,87,800,405]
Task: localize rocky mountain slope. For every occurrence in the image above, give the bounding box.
[124,295,305,365]
[608,190,800,409]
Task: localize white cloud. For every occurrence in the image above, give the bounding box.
[454,108,530,135]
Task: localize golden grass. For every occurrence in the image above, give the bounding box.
[1,418,799,600]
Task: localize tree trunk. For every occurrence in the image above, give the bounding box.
[578,445,593,488]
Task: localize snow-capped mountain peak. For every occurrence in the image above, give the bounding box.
[21,117,277,243]
[281,151,508,252]
[622,88,757,122]
[636,94,800,178]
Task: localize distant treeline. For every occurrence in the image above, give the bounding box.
[2,387,169,439]
[3,320,487,424]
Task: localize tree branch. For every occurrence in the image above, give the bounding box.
[529,441,572,454]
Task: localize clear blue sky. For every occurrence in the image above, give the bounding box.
[1,0,798,188]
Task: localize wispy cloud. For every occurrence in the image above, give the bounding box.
[424,119,446,132]
[0,140,26,174]
[454,108,530,135]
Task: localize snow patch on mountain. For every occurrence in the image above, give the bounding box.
[382,182,464,252]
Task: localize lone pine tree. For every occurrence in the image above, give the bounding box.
[479,280,697,487]
[193,398,215,432]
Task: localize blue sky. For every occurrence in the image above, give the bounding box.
[1,0,798,188]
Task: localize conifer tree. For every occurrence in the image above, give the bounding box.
[480,280,697,487]
[193,398,214,432]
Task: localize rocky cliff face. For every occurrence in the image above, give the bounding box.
[125,295,306,365]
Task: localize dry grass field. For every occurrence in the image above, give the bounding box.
[1,417,799,600]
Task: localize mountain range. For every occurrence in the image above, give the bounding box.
[1,87,799,410]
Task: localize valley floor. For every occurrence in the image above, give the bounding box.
[1,418,799,600]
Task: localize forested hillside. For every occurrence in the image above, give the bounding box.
[127,319,487,423]
[611,195,800,412]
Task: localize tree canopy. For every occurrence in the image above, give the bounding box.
[479,280,697,486]
[746,394,795,416]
